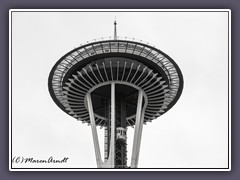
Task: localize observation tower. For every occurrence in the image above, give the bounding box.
[48,21,183,168]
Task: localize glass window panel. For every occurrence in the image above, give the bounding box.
[127,43,135,49]
[110,42,118,49]
[118,42,127,52]
[102,42,110,49]
[85,46,96,56]
[110,42,118,52]
[171,80,180,85]
[78,48,85,53]
[89,51,96,55]
[82,54,89,58]
[126,43,135,53]
[102,42,110,53]
[74,54,83,61]
[93,43,103,54]
[93,43,102,50]
[140,47,151,57]
[135,44,144,52]
[119,42,127,49]
[155,54,165,62]
[150,50,158,56]
[146,53,155,60]
[71,60,77,65]
[64,58,75,65]
[85,45,93,51]
[103,49,110,53]
[78,48,89,58]
[162,58,169,63]
[71,51,78,56]
[133,44,143,55]
[152,58,158,63]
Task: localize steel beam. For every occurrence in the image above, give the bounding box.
[131,90,145,168]
[86,92,103,168]
[109,82,116,167]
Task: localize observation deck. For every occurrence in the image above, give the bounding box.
[48,36,184,127]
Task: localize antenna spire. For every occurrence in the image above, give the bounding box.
[114,17,117,40]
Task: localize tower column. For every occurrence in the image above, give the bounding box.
[108,82,116,167]
[131,90,145,168]
[86,92,103,168]
[87,83,117,168]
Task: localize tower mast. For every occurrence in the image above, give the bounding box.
[114,18,117,40]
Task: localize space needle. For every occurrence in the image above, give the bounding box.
[48,20,184,168]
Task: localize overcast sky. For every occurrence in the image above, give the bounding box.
[11,10,229,169]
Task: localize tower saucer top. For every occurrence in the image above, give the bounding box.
[48,37,184,127]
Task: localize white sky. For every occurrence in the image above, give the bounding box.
[11,10,229,169]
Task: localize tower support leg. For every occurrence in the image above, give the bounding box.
[88,83,146,168]
[87,83,116,168]
[131,90,145,168]
[86,92,103,167]
[107,82,116,167]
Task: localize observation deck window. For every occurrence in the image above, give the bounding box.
[133,44,144,55]
[146,49,158,60]
[126,43,135,53]
[140,47,151,57]
[119,42,127,52]
[70,52,82,62]
[110,42,118,52]
[85,46,96,56]
[78,48,89,58]
[93,43,103,54]
[102,42,110,53]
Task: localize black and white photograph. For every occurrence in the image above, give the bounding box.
[9,9,230,171]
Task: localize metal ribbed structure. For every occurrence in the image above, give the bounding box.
[48,39,183,127]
